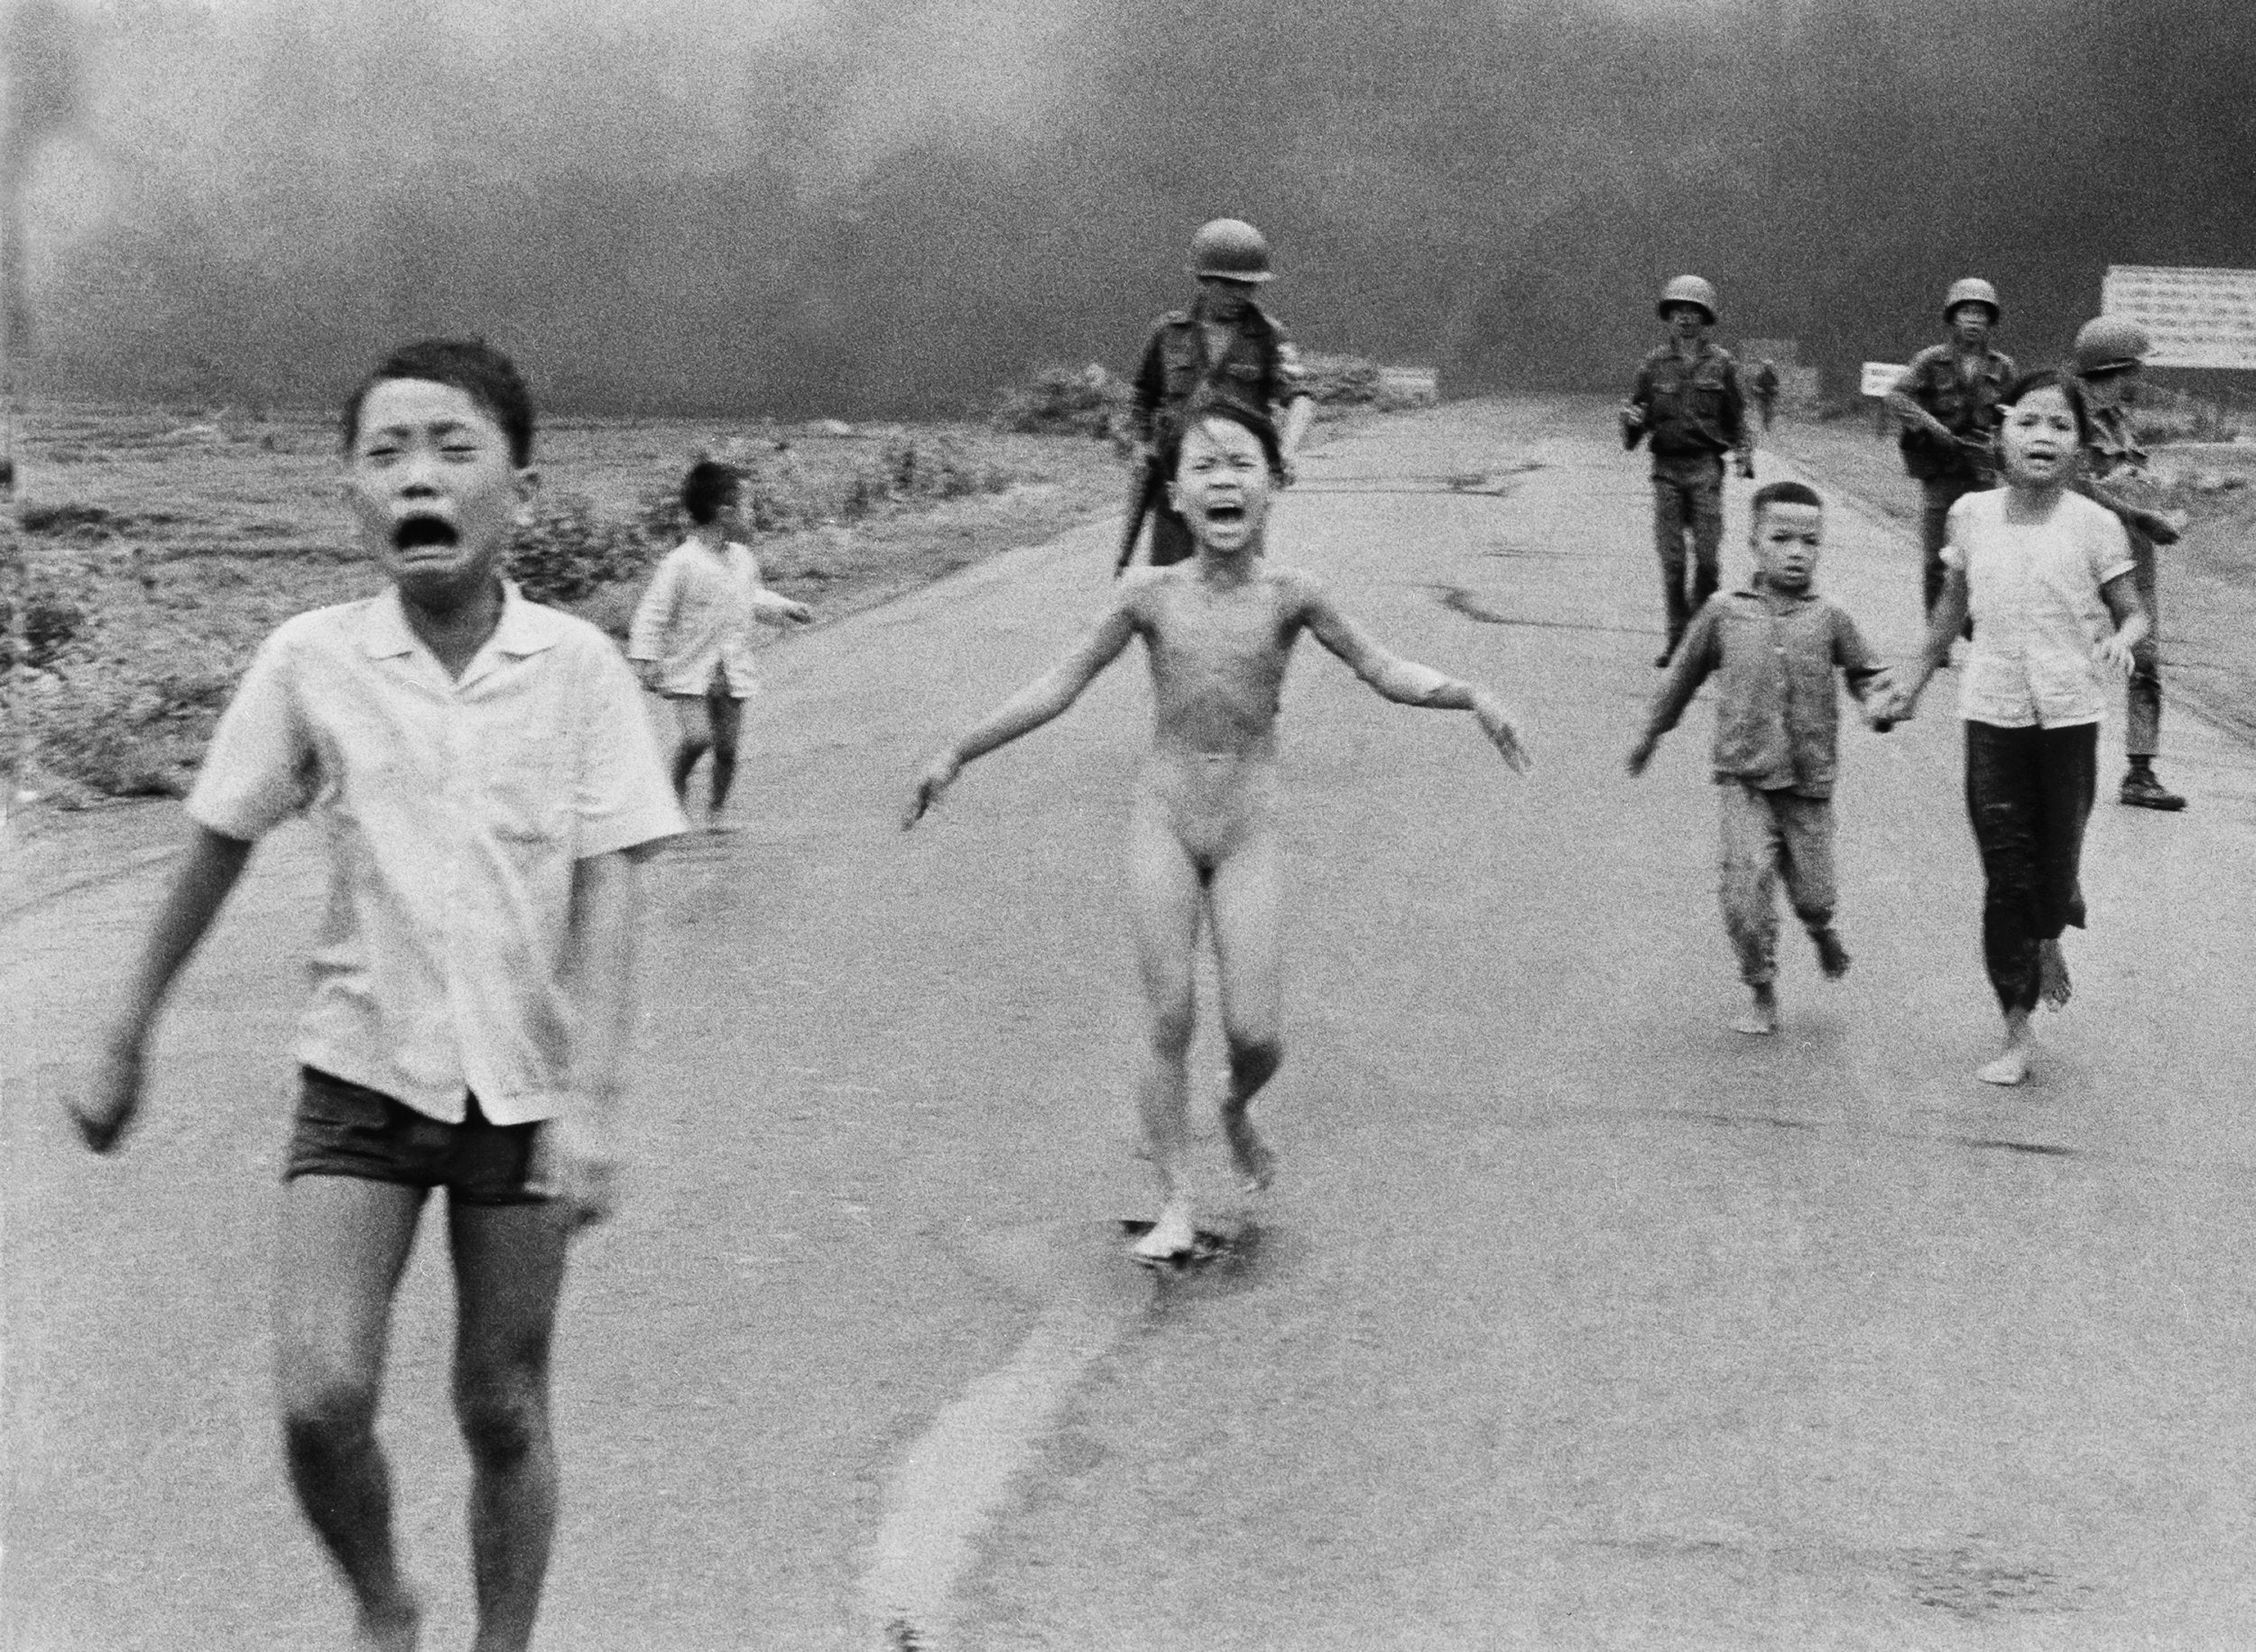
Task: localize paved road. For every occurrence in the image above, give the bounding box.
[6,398,2254,1650]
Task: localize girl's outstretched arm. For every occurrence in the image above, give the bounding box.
[904,587,1144,826]
[1293,574,1531,771]
[1887,561,1972,721]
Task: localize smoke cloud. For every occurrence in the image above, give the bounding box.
[9,0,2253,415]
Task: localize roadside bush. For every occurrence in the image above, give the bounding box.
[0,562,94,671]
[994,351,1439,447]
[2133,387,2247,447]
[874,436,1012,507]
[1299,353,1388,408]
[1300,352,1438,414]
[21,502,120,539]
[994,365,1134,446]
[508,494,658,606]
[22,644,239,799]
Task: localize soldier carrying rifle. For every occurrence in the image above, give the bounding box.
[1118,218,1314,572]
[1885,277,2016,623]
[1620,274,1756,667]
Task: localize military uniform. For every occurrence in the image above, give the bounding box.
[2081,402,2167,763]
[1751,360,1780,429]
[1625,337,1749,656]
[1130,304,1307,567]
[1895,341,2016,614]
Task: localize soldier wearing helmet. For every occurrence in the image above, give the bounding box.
[2072,315,2190,810]
[1885,278,2017,620]
[1620,274,1756,666]
[1123,218,1314,568]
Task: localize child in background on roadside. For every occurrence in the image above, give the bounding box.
[629,459,813,832]
[904,401,1530,1266]
[1629,480,1893,1035]
[69,338,686,1651]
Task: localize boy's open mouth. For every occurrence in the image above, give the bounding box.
[393,515,459,550]
[1205,502,1246,523]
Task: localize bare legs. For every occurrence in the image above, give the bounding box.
[276,1178,427,1650]
[275,1178,572,1651]
[706,695,744,826]
[449,1201,572,1652]
[1125,801,1282,1263]
[1210,841,1281,1194]
[669,691,745,827]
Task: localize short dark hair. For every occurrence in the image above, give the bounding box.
[680,458,744,526]
[339,338,535,467]
[1176,395,1285,478]
[2002,367,2093,446]
[1750,479,1823,520]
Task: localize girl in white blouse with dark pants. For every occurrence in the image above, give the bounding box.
[1889,369,2149,1086]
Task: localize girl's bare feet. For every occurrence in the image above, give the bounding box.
[1132,1198,1197,1265]
[1221,1108,1275,1193]
[1977,1048,2030,1085]
[1979,1009,2034,1085]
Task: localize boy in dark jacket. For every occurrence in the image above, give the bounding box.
[1629,481,1892,1034]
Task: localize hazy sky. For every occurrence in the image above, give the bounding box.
[6,0,2252,414]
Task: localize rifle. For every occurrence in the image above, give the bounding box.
[1114,452,1160,577]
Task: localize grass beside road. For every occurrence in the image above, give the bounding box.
[4,407,1128,804]
[1769,411,2256,744]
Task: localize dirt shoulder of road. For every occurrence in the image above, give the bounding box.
[1769,413,2256,744]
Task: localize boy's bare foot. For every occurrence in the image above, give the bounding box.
[1733,984,1778,1036]
[1811,927,1851,980]
[706,817,740,835]
[2038,940,2071,1010]
[1132,1199,1197,1265]
[355,1592,422,1652]
[1222,1112,1275,1194]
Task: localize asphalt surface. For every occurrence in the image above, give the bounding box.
[6,397,2254,1650]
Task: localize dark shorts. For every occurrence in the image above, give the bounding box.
[285,1066,546,1205]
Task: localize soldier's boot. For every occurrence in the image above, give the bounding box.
[2118,761,2187,811]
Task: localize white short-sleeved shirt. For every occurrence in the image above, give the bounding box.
[187,584,687,1123]
[1942,489,2135,729]
[626,539,787,697]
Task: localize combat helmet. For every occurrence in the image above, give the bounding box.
[1190,218,1273,283]
[1943,278,2001,322]
[2074,316,2152,376]
[1657,275,1718,323]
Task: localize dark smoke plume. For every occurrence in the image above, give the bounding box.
[11,0,2255,414]
[4,0,88,366]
